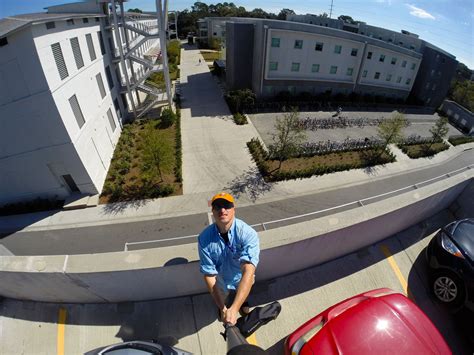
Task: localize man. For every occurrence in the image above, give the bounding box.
[198,192,260,325]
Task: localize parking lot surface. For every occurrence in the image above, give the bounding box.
[250,110,462,146]
[1,209,472,354]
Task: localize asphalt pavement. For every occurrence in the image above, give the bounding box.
[1,149,473,255]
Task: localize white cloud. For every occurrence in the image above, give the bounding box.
[375,0,392,4]
[406,4,435,20]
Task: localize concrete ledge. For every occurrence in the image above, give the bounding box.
[0,172,472,303]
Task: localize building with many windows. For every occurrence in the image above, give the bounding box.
[200,16,457,109]
[0,0,170,205]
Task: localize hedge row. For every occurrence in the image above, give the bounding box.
[174,107,183,182]
[398,141,449,159]
[448,135,474,146]
[247,138,396,182]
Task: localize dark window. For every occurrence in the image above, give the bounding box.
[96,73,106,99]
[379,54,385,62]
[69,94,85,128]
[51,42,68,80]
[70,37,84,69]
[350,48,358,56]
[107,108,116,132]
[62,174,80,192]
[0,37,8,46]
[95,17,100,22]
[315,42,323,51]
[67,19,74,26]
[367,51,372,59]
[86,33,96,61]
[105,66,114,90]
[97,31,106,55]
[46,22,55,29]
[83,18,89,24]
[452,221,474,261]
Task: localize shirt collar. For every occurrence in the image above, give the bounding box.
[214,218,236,243]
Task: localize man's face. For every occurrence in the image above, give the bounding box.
[212,199,235,226]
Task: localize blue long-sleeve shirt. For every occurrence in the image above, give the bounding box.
[198,218,260,290]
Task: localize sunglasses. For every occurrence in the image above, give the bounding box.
[212,201,234,210]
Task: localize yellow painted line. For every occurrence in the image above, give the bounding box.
[380,245,414,300]
[246,332,258,345]
[57,307,67,355]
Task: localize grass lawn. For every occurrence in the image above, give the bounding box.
[399,142,449,159]
[200,50,221,62]
[100,117,182,204]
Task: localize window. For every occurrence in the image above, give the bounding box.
[379,54,385,62]
[315,42,323,51]
[391,57,397,65]
[291,62,300,72]
[432,84,437,91]
[271,38,280,47]
[362,70,368,78]
[96,73,106,99]
[86,34,96,61]
[269,61,278,71]
[107,108,116,132]
[426,97,431,104]
[367,51,372,59]
[334,45,342,54]
[410,45,415,50]
[312,64,320,73]
[294,40,303,49]
[406,78,411,85]
[0,37,8,46]
[51,42,68,80]
[45,21,55,29]
[374,72,380,79]
[105,66,114,89]
[83,18,89,24]
[95,17,100,22]
[401,60,407,68]
[346,68,353,76]
[425,82,431,89]
[70,37,84,69]
[410,63,416,70]
[69,94,85,128]
[386,74,392,81]
[97,31,106,55]
[396,76,402,83]
[351,48,358,56]
[113,98,121,118]
[67,19,74,26]
[330,66,337,74]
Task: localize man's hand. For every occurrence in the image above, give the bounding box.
[223,306,239,325]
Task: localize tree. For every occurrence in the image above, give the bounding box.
[277,8,295,20]
[269,108,307,170]
[128,8,142,13]
[142,126,174,182]
[376,112,407,158]
[428,116,449,149]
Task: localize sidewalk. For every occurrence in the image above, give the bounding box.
[179,44,261,194]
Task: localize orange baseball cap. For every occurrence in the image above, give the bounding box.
[210,192,235,205]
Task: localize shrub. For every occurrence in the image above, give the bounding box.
[160,108,176,128]
[448,135,474,146]
[233,113,248,125]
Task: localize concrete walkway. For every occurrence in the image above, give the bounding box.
[179,44,261,194]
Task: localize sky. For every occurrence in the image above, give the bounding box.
[1,0,473,69]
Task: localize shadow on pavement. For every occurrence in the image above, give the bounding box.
[225,167,274,202]
[407,247,474,354]
[101,198,150,216]
[0,209,61,241]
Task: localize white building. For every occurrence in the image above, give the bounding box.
[0,1,169,206]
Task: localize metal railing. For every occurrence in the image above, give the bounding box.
[123,164,473,251]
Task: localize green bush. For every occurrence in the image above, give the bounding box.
[174,107,183,182]
[448,135,474,146]
[233,113,248,125]
[398,142,449,159]
[160,108,176,128]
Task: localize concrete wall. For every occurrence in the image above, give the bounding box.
[0,173,471,303]
[226,22,254,90]
[440,100,474,135]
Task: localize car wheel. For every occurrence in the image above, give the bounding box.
[432,271,465,307]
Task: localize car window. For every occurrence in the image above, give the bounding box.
[452,221,474,261]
